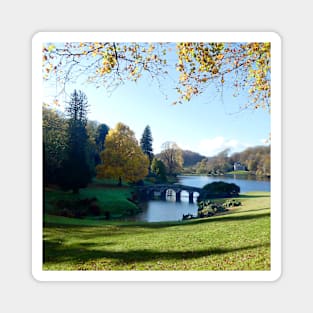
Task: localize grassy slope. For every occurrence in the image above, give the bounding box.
[43,192,270,271]
[45,179,139,218]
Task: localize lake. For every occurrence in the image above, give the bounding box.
[178,174,270,194]
[128,174,270,222]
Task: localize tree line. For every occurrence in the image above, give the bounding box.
[44,89,270,194]
[42,40,272,192]
[194,146,270,177]
[43,90,185,193]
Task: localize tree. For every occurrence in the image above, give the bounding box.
[159,141,183,176]
[57,90,92,193]
[247,159,258,172]
[85,120,100,176]
[94,123,110,164]
[237,145,270,176]
[196,158,209,174]
[43,106,68,185]
[151,158,167,182]
[95,123,110,152]
[96,123,149,186]
[173,42,271,111]
[195,145,270,176]
[43,41,271,112]
[259,154,271,176]
[140,125,154,167]
[201,181,240,199]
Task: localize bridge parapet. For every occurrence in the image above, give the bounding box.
[135,184,203,203]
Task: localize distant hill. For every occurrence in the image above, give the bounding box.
[155,149,206,168]
[181,150,206,167]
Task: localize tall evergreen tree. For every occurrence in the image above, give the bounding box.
[140,125,153,166]
[57,90,92,193]
[96,123,110,152]
[94,123,110,165]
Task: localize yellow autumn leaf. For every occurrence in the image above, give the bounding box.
[48,44,55,52]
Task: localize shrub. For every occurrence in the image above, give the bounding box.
[223,199,242,208]
[201,181,240,199]
[104,211,110,220]
[197,199,228,218]
[54,197,100,218]
[88,203,101,216]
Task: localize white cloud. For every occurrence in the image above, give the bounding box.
[197,136,246,157]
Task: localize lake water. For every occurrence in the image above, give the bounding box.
[128,174,270,222]
[178,174,270,194]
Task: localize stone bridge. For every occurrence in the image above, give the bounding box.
[135,184,203,203]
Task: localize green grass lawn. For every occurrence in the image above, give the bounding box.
[44,179,139,218]
[43,192,270,271]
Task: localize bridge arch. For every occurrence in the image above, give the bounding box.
[136,184,203,203]
[164,188,176,201]
[179,189,200,203]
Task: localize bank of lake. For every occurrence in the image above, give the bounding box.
[44,174,270,222]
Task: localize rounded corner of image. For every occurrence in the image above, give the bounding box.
[268,267,282,282]
[32,32,44,44]
[31,268,45,283]
[269,31,282,45]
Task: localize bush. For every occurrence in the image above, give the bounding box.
[197,197,242,219]
[87,203,101,216]
[54,197,100,218]
[201,181,240,199]
[223,199,242,208]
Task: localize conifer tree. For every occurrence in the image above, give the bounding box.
[140,125,154,166]
[57,90,92,193]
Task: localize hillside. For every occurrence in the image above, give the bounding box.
[181,150,206,167]
[155,149,206,168]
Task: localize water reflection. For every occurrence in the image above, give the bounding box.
[166,190,199,203]
[132,198,199,222]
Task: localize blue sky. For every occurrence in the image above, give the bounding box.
[43,43,270,157]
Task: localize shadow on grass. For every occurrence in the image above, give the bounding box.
[230,208,270,214]
[122,211,271,229]
[239,194,270,198]
[44,241,270,265]
[44,210,270,231]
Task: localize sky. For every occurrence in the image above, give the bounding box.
[43,43,270,157]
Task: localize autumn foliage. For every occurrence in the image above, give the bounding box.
[43,41,271,112]
[96,123,149,185]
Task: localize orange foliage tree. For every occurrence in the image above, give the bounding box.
[96,123,149,186]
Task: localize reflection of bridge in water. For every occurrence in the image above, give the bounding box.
[136,184,203,203]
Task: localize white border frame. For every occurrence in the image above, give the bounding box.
[32,32,281,281]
